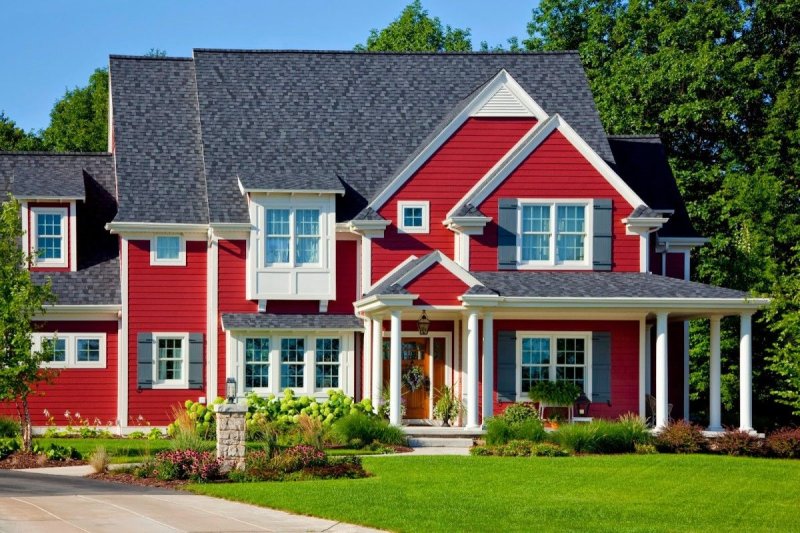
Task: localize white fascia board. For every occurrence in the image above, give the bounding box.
[393,250,483,289]
[354,295,420,314]
[238,177,345,197]
[224,325,364,333]
[444,216,492,235]
[367,254,419,293]
[368,70,549,212]
[34,304,121,321]
[473,296,770,311]
[106,222,210,234]
[657,236,710,247]
[210,222,252,241]
[14,195,85,202]
[449,114,647,217]
[623,217,666,227]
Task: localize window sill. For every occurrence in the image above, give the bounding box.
[515,263,592,271]
[152,382,190,390]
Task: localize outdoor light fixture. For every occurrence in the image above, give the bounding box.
[575,391,591,416]
[417,310,430,335]
[226,377,237,404]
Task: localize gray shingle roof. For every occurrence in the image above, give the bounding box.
[352,207,386,221]
[451,204,486,217]
[190,50,613,223]
[628,205,663,219]
[109,56,208,224]
[221,313,363,330]
[238,174,344,193]
[32,257,120,305]
[472,271,750,299]
[0,153,90,200]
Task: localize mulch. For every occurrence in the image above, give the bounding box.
[0,452,86,470]
[87,471,190,489]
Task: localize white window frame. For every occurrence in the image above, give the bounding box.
[262,206,324,269]
[152,332,189,389]
[397,201,430,234]
[232,331,352,397]
[314,337,342,391]
[150,235,186,266]
[32,332,107,369]
[515,331,592,401]
[30,207,68,268]
[516,199,593,270]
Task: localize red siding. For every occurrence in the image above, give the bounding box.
[372,117,537,282]
[405,263,469,306]
[491,320,640,420]
[0,321,118,425]
[471,130,640,272]
[665,252,686,279]
[128,239,207,425]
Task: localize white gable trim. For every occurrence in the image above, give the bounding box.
[394,251,483,289]
[448,114,647,218]
[368,70,548,212]
[368,254,419,293]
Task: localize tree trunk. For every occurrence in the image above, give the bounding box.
[21,396,32,453]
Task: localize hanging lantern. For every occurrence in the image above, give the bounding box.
[417,310,431,335]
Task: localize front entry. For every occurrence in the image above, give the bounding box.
[383,337,445,420]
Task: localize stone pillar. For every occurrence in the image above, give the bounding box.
[214,403,247,471]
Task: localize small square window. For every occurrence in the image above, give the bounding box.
[151,236,186,266]
[397,201,430,234]
[76,338,101,362]
[42,337,67,363]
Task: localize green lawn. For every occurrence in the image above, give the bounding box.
[35,438,173,464]
[188,455,800,533]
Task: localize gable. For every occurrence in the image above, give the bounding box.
[404,263,471,306]
[473,85,535,117]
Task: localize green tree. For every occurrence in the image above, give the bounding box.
[525,0,800,423]
[0,112,44,151]
[355,1,472,52]
[42,68,108,152]
[0,196,56,451]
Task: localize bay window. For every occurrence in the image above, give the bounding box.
[518,200,591,268]
[517,333,590,399]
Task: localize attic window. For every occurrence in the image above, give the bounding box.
[151,235,186,266]
[398,201,430,234]
[31,207,68,267]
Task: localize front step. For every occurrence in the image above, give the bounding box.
[408,437,475,448]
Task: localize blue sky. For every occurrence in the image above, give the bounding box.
[2,1,538,132]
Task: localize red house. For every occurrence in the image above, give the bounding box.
[1,50,767,433]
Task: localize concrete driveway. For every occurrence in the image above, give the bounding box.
[0,470,379,533]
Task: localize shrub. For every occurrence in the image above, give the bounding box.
[713,429,762,457]
[485,414,546,445]
[432,385,463,426]
[469,441,568,457]
[549,422,600,453]
[89,446,110,473]
[284,444,327,468]
[331,413,407,448]
[296,414,326,448]
[655,420,707,454]
[500,403,539,425]
[32,442,81,461]
[635,442,658,455]
[152,449,223,482]
[240,449,366,481]
[528,381,581,405]
[0,438,20,459]
[766,427,800,459]
[304,456,365,479]
[127,431,146,439]
[247,389,374,428]
[0,416,20,438]
[549,416,651,454]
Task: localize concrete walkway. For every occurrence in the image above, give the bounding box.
[0,469,380,532]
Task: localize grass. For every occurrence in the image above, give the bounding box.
[35,438,173,464]
[188,455,800,532]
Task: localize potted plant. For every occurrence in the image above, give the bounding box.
[432,385,463,427]
[528,381,581,423]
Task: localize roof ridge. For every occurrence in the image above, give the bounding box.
[0,151,112,156]
[607,134,661,139]
[109,54,193,61]
[192,48,580,56]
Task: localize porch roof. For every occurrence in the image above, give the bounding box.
[221,313,363,331]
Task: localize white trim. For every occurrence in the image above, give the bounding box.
[150,235,187,266]
[347,218,391,239]
[151,332,190,389]
[448,114,646,219]
[514,331,592,402]
[393,251,483,289]
[360,236,372,294]
[237,176,345,196]
[397,201,430,234]
[368,255,418,294]
[369,70,549,211]
[207,236,219,401]
[68,202,77,272]
[30,206,69,268]
[363,318,372,402]
[515,199,594,270]
[640,233,649,273]
[459,295,770,311]
[118,237,129,427]
[106,222,210,234]
[33,332,108,369]
[639,317,647,420]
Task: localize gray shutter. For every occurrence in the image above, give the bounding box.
[497,199,518,270]
[188,333,204,389]
[137,333,154,389]
[497,331,517,402]
[591,332,611,403]
[593,199,613,271]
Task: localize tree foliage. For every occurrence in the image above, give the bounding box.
[0,196,56,450]
[355,0,472,52]
[526,0,800,421]
[42,68,109,152]
[0,112,44,151]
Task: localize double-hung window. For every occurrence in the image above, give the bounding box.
[518,201,590,267]
[518,333,590,399]
[150,235,186,266]
[154,335,186,386]
[280,338,305,388]
[315,338,340,389]
[33,333,106,368]
[264,208,321,266]
[31,208,67,266]
[245,338,270,389]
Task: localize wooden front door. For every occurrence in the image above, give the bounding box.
[384,338,431,419]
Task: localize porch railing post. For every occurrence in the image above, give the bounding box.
[389,310,402,426]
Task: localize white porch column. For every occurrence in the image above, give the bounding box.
[389,310,402,426]
[655,312,669,429]
[466,310,480,428]
[708,315,723,431]
[739,312,754,432]
[481,312,494,423]
[372,317,383,408]
[362,318,372,403]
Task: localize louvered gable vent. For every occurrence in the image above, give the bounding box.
[473,86,535,117]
